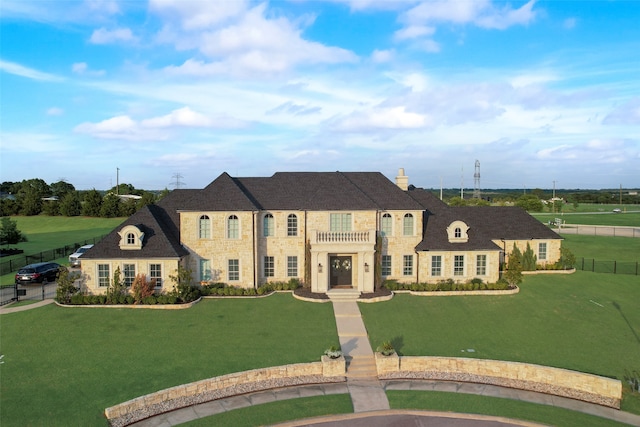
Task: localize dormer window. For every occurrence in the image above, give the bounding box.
[119,225,144,250]
[447,221,469,243]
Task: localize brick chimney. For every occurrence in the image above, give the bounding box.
[395,168,409,191]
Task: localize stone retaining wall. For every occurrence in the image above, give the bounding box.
[376,355,622,409]
[104,361,345,427]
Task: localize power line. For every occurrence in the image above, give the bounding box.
[169,173,185,190]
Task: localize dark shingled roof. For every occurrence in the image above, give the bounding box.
[82,202,189,260]
[173,171,425,212]
[416,205,562,251]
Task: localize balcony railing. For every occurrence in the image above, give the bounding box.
[313,230,374,244]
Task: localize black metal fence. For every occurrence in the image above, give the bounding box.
[0,282,57,306]
[576,258,639,275]
[0,235,107,277]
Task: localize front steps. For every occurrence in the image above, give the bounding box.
[346,355,378,379]
[327,288,361,301]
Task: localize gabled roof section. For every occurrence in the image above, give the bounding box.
[82,204,189,260]
[234,171,423,211]
[178,172,259,212]
[416,206,562,252]
[406,187,449,214]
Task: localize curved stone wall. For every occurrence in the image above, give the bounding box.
[376,355,622,409]
[104,361,345,427]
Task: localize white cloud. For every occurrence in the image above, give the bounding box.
[155,3,357,77]
[603,97,640,125]
[149,0,247,30]
[394,24,435,41]
[0,59,63,82]
[46,107,64,116]
[371,49,394,63]
[332,106,429,132]
[89,27,137,44]
[86,0,120,15]
[74,107,248,140]
[403,0,537,29]
[71,62,106,76]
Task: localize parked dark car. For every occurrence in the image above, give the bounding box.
[15,262,65,285]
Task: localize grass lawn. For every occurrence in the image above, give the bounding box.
[181,394,353,427]
[560,234,640,262]
[387,391,631,427]
[0,294,338,426]
[359,271,640,414]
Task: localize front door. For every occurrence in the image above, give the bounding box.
[330,256,352,288]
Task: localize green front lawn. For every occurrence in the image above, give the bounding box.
[388,391,631,427]
[0,294,338,426]
[360,271,640,413]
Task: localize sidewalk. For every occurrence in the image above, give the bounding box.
[0,298,54,314]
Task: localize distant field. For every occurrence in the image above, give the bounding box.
[0,216,125,285]
[532,211,640,227]
[561,234,640,262]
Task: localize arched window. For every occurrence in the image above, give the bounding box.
[403,213,413,236]
[199,215,210,239]
[287,214,298,236]
[454,227,462,238]
[126,233,135,245]
[263,213,274,237]
[381,213,392,237]
[227,215,239,239]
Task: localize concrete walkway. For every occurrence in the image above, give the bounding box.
[331,300,390,413]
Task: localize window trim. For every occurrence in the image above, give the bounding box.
[330,213,352,232]
[287,214,298,237]
[228,259,240,281]
[381,213,392,237]
[199,215,211,239]
[263,256,275,278]
[287,256,298,277]
[227,215,240,239]
[538,242,547,261]
[454,255,465,276]
[403,213,414,236]
[97,264,110,287]
[381,255,392,276]
[149,263,162,288]
[263,213,274,237]
[403,255,413,276]
[123,263,135,287]
[431,255,442,277]
[476,254,487,276]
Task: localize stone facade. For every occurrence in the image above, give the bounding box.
[80,170,563,294]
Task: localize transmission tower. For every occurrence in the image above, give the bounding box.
[170,173,185,189]
[473,160,481,199]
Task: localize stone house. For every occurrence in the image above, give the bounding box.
[80,169,562,295]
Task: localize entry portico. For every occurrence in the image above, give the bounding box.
[309,229,377,293]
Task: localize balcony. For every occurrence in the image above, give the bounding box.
[311,230,376,245]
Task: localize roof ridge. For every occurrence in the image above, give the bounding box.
[338,171,381,209]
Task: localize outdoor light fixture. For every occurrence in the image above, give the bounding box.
[364,263,370,272]
[318,263,323,273]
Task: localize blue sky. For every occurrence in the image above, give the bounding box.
[1,0,639,191]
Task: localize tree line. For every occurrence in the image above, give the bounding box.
[0,179,168,218]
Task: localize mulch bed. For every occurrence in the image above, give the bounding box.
[359,287,392,299]
[293,287,329,300]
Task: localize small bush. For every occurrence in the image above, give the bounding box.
[376,341,395,356]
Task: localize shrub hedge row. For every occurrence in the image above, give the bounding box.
[383,278,512,292]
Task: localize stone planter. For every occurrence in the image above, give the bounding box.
[375,351,399,375]
[321,355,346,377]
